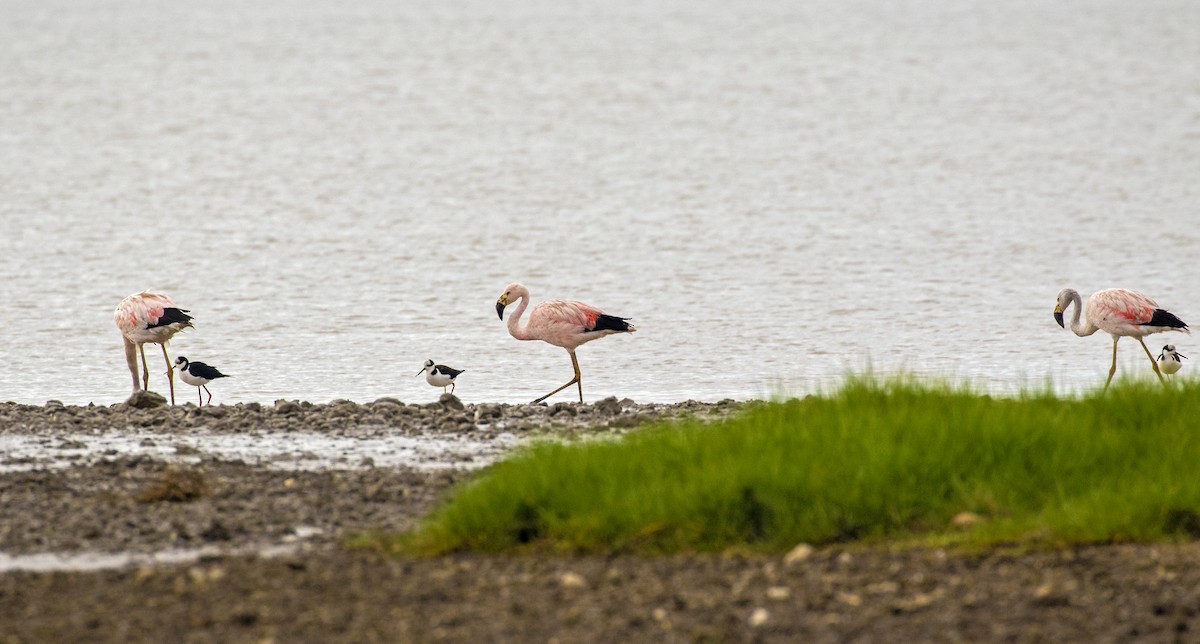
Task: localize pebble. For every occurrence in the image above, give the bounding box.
[126,391,167,409]
[836,591,863,607]
[559,571,587,588]
[766,586,790,600]
[951,511,984,528]
[438,394,465,411]
[274,401,301,415]
[594,397,622,416]
[784,543,814,566]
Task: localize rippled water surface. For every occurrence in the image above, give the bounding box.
[2,0,1198,405]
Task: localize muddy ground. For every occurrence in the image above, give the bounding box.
[2,397,1199,642]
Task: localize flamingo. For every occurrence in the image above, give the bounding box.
[418,359,465,394]
[1054,287,1189,389]
[114,291,193,404]
[173,356,229,406]
[496,282,636,404]
[1158,345,1187,376]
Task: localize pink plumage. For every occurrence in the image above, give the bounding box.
[496,282,635,403]
[114,291,193,404]
[1055,287,1188,389]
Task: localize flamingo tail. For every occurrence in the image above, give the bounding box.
[147,307,194,329]
[1148,309,1189,332]
[593,314,635,333]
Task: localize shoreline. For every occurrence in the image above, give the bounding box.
[4,395,1200,640]
[1,396,745,558]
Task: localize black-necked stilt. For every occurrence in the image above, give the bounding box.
[1158,344,1187,376]
[115,291,194,405]
[173,356,229,406]
[417,359,465,394]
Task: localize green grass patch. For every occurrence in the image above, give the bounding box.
[379,377,1200,555]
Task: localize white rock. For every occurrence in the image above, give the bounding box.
[559,571,587,588]
[783,543,814,565]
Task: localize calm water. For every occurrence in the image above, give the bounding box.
[2,0,1198,405]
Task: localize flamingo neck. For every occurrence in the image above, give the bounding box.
[1068,291,1098,337]
[123,336,141,392]
[507,293,534,341]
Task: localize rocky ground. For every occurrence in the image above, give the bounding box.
[2,395,1199,642]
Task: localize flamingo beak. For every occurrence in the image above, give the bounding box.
[496,301,506,320]
[1053,304,1064,328]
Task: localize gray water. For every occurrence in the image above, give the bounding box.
[3,0,1198,406]
[0,429,521,473]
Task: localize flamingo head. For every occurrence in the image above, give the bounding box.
[416,359,434,376]
[1053,288,1078,328]
[496,283,528,320]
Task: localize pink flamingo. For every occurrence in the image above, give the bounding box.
[1054,287,1189,389]
[114,291,194,404]
[496,283,636,403]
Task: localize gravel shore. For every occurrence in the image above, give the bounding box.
[2,395,1198,642]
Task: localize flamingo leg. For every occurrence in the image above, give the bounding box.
[1137,337,1167,385]
[139,344,151,390]
[1104,336,1119,391]
[160,344,176,406]
[574,352,583,403]
[532,351,582,404]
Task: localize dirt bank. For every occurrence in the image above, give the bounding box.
[2,397,1198,642]
[4,544,1199,642]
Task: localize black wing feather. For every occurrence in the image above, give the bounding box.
[147,307,193,329]
[188,361,228,379]
[590,313,634,333]
[1148,308,1188,330]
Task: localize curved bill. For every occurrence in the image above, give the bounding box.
[1053,311,1064,328]
[496,301,506,320]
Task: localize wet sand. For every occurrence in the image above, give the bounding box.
[2,395,1198,642]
